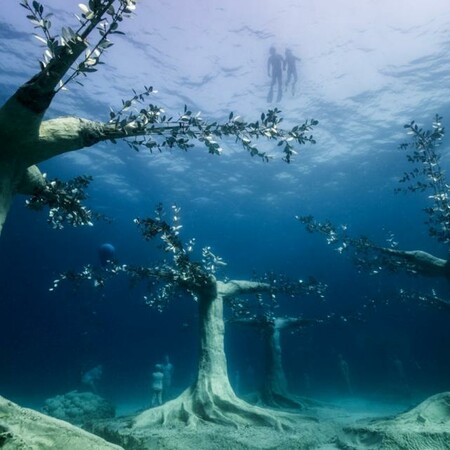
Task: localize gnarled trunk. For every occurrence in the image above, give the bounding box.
[193,290,236,406]
[260,320,302,409]
[263,324,288,399]
[233,316,310,409]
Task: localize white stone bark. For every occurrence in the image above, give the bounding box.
[260,318,304,408]
[379,247,449,278]
[233,316,307,409]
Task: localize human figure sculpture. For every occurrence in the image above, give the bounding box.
[151,364,164,407]
[162,355,174,400]
[81,364,103,394]
[338,354,352,394]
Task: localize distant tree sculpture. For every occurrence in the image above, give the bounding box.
[297,116,450,304]
[55,205,324,428]
[232,314,322,409]
[228,272,326,409]
[0,0,318,236]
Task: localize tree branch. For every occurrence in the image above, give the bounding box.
[12,38,87,114]
[16,165,46,195]
[273,317,318,330]
[377,247,449,278]
[14,0,124,114]
[230,316,319,330]
[31,117,115,164]
[218,280,271,298]
[19,110,316,166]
[298,215,450,279]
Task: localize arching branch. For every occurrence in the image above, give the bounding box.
[377,247,449,278]
[219,280,271,299]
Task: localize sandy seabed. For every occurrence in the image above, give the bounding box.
[1,393,450,449]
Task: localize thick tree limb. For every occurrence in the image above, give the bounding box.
[16,165,47,195]
[273,317,317,330]
[218,280,271,298]
[231,316,317,331]
[377,247,450,278]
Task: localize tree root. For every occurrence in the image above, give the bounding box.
[132,385,295,431]
[258,389,305,410]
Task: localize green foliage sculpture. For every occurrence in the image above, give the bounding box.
[0,0,318,235]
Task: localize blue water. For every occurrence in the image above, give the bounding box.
[1,0,450,415]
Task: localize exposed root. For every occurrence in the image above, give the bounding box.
[258,389,305,410]
[132,385,295,431]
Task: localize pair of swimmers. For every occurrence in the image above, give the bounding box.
[267,47,300,102]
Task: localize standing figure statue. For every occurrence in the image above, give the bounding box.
[81,364,103,394]
[267,47,284,103]
[151,364,164,407]
[338,353,353,395]
[161,355,174,401]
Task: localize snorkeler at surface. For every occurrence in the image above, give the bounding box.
[284,48,301,95]
[267,47,284,103]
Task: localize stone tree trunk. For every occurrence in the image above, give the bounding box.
[262,319,291,406]
[261,318,312,409]
[234,316,315,409]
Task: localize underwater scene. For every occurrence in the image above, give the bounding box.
[1,1,450,449]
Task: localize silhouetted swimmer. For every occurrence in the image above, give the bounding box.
[98,243,115,267]
[267,47,284,103]
[284,48,300,95]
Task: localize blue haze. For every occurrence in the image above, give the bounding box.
[1,0,450,413]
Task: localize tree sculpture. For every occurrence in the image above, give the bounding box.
[232,315,322,409]
[55,204,324,429]
[228,272,326,409]
[297,115,450,303]
[0,0,318,236]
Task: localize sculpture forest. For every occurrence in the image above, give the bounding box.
[1,1,450,449]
